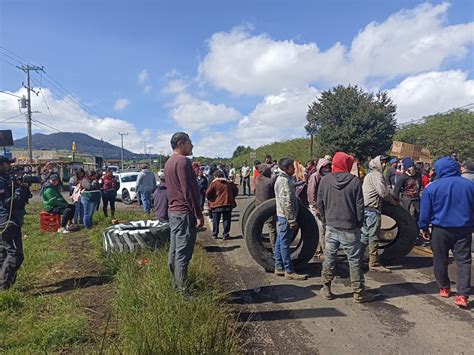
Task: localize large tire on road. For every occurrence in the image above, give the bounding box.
[103,220,170,254]
[239,199,256,237]
[245,198,318,272]
[379,204,418,263]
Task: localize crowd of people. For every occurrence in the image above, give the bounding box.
[1,136,473,310]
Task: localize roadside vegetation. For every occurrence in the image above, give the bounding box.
[0,202,240,353]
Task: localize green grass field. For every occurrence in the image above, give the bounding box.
[0,202,240,353]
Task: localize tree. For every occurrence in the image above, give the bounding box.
[232,145,252,158]
[394,109,474,159]
[306,85,397,160]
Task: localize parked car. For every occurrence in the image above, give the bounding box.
[115,172,139,205]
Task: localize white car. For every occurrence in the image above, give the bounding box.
[115,172,139,205]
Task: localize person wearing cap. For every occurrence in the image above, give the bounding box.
[384,158,398,188]
[419,156,474,309]
[152,170,169,223]
[317,152,374,303]
[460,159,474,182]
[393,157,423,221]
[255,163,277,249]
[0,156,28,289]
[361,155,398,272]
[42,173,76,233]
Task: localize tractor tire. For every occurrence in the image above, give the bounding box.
[239,199,256,237]
[103,220,170,254]
[245,198,318,272]
[379,204,418,263]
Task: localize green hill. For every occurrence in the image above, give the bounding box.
[230,137,323,166]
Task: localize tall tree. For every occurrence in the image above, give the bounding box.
[306,85,397,160]
[395,109,474,159]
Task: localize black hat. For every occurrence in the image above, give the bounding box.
[0,156,15,164]
[49,173,60,180]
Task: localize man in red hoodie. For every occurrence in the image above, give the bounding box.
[317,152,375,303]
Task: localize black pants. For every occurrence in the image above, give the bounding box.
[0,230,24,290]
[242,177,251,195]
[61,205,75,228]
[431,227,472,296]
[212,210,232,238]
[102,193,116,217]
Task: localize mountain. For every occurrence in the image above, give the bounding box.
[14,132,147,160]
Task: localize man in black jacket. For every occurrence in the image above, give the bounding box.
[317,152,374,303]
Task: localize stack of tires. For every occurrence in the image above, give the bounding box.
[240,198,418,271]
[103,220,170,254]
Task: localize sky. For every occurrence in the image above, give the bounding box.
[1,0,473,157]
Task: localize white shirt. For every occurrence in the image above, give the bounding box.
[241,166,250,177]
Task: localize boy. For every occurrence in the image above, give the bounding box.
[274,158,306,280]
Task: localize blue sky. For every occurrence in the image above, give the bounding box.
[1,0,473,157]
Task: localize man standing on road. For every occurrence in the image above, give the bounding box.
[136,164,157,214]
[384,158,398,188]
[317,152,374,303]
[419,156,474,309]
[241,160,251,196]
[274,158,306,280]
[165,132,204,293]
[361,155,398,273]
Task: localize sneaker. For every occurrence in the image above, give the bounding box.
[212,235,218,240]
[320,285,335,300]
[454,295,469,309]
[222,235,230,240]
[369,265,392,273]
[353,290,376,303]
[57,227,70,234]
[274,268,285,276]
[439,288,451,298]
[285,272,307,281]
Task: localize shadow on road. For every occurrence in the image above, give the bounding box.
[238,307,346,322]
[373,281,439,300]
[204,245,241,253]
[228,284,321,304]
[388,256,433,270]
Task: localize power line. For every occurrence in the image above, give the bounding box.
[398,102,474,127]
[0,91,22,98]
[0,113,24,123]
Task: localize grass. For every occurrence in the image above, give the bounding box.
[1,201,241,353]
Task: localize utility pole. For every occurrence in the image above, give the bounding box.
[17,64,44,162]
[148,146,153,168]
[118,132,128,171]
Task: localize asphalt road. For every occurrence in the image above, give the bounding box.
[202,195,473,354]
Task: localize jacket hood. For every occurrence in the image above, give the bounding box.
[326,172,356,190]
[316,158,331,174]
[332,152,355,173]
[369,156,383,173]
[435,156,461,178]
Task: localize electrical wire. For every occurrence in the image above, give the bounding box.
[0,91,22,98]
[0,113,24,122]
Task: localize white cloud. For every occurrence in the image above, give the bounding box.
[138,69,149,84]
[235,87,319,147]
[114,98,130,111]
[0,87,161,153]
[144,85,152,94]
[389,70,474,122]
[164,80,242,131]
[198,3,473,95]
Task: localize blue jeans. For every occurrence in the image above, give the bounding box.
[81,196,98,229]
[73,200,84,224]
[322,226,364,292]
[140,191,152,213]
[274,216,294,273]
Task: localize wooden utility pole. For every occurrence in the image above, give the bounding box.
[17,65,44,162]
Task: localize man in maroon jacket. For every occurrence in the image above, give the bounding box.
[164,132,204,292]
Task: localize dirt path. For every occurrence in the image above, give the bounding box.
[201,195,474,354]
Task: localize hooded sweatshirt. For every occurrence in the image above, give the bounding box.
[317,152,364,229]
[307,158,331,207]
[362,156,395,211]
[419,156,474,231]
[393,157,422,199]
[136,169,157,193]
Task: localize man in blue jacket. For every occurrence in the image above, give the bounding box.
[419,156,474,309]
